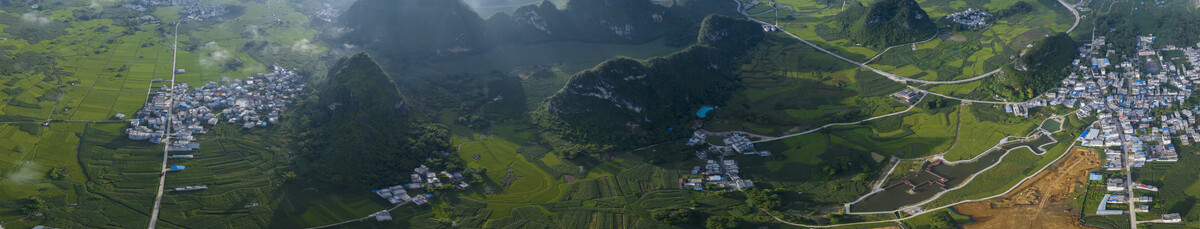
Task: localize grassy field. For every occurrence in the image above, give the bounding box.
[454,135,567,219]
[1130,143,1200,227]
[0,0,352,227]
[756,0,1073,83]
[710,33,906,136]
[900,208,974,228]
[9,123,162,228]
[941,104,1042,161]
[323,120,781,228]
[922,114,1090,209]
[775,0,832,14]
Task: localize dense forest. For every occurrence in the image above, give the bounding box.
[1094,7,1200,55]
[534,15,765,147]
[287,53,452,187]
[337,0,736,61]
[833,0,936,47]
[988,33,1077,100]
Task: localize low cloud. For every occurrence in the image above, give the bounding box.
[291,39,318,54]
[20,13,52,25]
[90,0,116,9]
[245,25,262,40]
[199,41,232,67]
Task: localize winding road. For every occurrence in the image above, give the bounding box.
[731,0,1086,226]
[767,140,1078,228]
[751,94,926,143]
[737,0,1081,102]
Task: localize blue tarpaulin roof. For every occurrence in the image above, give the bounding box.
[696,106,715,118]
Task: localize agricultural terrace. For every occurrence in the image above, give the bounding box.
[0,0,336,227]
[755,0,1075,81]
[334,123,785,228]
[0,123,159,228]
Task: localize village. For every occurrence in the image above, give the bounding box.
[121,0,228,23]
[367,164,471,221]
[679,131,770,191]
[946,8,991,29]
[126,64,305,154]
[1046,34,1198,223]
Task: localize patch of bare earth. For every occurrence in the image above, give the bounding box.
[954,148,1102,229]
[563,174,577,183]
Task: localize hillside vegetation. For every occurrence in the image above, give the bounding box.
[833,0,937,47]
[289,53,451,187]
[339,0,734,60]
[534,15,765,147]
[988,33,1078,100]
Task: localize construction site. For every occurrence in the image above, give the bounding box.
[953,148,1102,229]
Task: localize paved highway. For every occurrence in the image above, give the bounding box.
[735,0,1081,103]
[147,21,179,229]
[730,0,1086,226]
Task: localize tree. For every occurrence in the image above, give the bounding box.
[930,211,957,229]
[651,208,695,224]
[48,167,70,180]
[282,171,298,179]
[854,173,872,182]
[706,216,740,229]
[745,189,783,210]
[21,196,46,215]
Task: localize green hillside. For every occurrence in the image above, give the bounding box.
[485,0,695,45]
[339,0,735,60]
[833,0,937,47]
[289,52,451,187]
[989,33,1078,100]
[339,0,492,60]
[534,15,765,146]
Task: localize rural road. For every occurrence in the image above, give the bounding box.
[736,0,1082,103]
[845,118,1059,210]
[306,202,409,229]
[751,94,926,143]
[147,20,180,229]
[732,0,1086,226]
[768,140,1079,228]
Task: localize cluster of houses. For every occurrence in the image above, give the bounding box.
[122,0,198,11]
[689,132,772,158]
[1096,175,1159,214]
[681,131,774,191]
[127,64,305,153]
[180,3,228,22]
[684,159,754,190]
[172,185,208,192]
[946,8,991,29]
[1063,35,1194,223]
[315,6,341,23]
[371,165,469,208]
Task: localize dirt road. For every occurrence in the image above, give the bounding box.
[954,148,1101,229]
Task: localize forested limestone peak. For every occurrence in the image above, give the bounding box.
[834,0,936,47]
